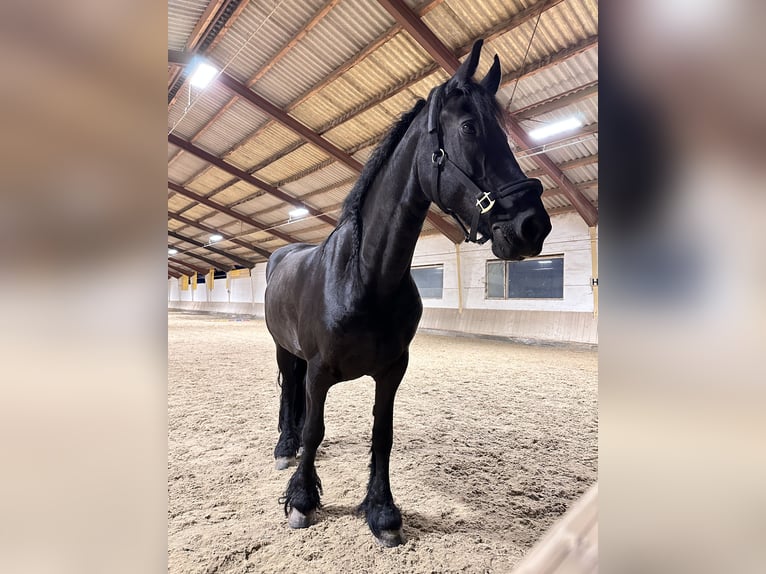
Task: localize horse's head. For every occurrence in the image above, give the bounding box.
[420,39,551,260]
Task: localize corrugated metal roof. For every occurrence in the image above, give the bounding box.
[168,81,237,140]
[254,143,331,184]
[280,162,358,197]
[168,0,211,51]
[501,45,597,111]
[192,98,271,156]
[252,0,395,108]
[206,0,325,84]
[168,0,598,257]
[168,143,180,160]
[168,194,195,212]
[226,122,304,171]
[168,151,211,183]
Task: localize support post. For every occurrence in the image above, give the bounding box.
[589,226,598,318]
[455,243,464,314]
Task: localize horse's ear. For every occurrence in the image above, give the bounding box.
[480,55,501,95]
[454,39,483,82]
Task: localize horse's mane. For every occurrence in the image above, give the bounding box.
[338,99,427,230]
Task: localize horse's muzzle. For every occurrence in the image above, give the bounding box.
[490,211,550,260]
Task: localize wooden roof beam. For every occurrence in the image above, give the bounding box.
[377,0,598,226]
[169,249,228,272]
[170,0,563,175]
[167,134,337,227]
[168,230,256,268]
[512,80,598,120]
[168,210,272,259]
[201,35,597,198]
[526,153,598,178]
[168,180,297,245]
[168,261,209,276]
[168,0,251,108]
[185,0,228,52]
[216,72,363,172]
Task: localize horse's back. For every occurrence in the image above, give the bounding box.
[266,243,316,282]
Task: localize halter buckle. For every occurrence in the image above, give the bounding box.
[476,192,495,214]
[431,148,446,167]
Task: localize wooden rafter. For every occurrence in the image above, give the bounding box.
[185,0,228,52]
[168,261,209,276]
[181,34,596,208]
[168,0,561,176]
[169,249,228,272]
[168,180,298,245]
[168,134,337,227]
[513,81,598,120]
[169,0,596,254]
[526,153,598,179]
[168,210,272,259]
[168,230,255,268]
[168,0,251,109]
[216,72,364,171]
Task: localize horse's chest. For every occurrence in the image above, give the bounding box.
[322,309,417,378]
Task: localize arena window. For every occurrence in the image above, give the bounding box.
[411,265,444,299]
[486,255,564,299]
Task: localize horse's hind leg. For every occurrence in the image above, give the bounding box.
[282,363,332,529]
[274,345,306,470]
[359,351,408,547]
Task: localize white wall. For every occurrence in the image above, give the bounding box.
[411,212,596,313]
[168,214,598,344]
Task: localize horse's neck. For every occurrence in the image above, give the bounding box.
[356,128,430,296]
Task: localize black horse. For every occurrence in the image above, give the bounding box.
[264,39,551,547]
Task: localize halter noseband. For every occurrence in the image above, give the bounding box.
[427,85,543,244]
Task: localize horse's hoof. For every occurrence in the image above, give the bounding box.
[287,507,316,529]
[375,529,404,547]
[275,456,294,470]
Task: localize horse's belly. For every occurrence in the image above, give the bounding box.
[324,323,413,380]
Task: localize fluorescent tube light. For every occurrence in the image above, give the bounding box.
[528,117,582,141]
[289,207,309,219]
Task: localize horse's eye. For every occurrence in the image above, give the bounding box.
[461,122,476,135]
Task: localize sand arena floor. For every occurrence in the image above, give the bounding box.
[168,311,597,573]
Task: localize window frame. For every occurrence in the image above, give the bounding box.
[485,254,565,300]
[410,263,445,300]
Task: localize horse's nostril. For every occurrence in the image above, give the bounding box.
[520,216,542,244]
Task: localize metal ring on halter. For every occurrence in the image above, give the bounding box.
[475,191,495,214]
[431,149,446,166]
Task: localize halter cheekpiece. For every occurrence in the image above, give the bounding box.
[426,85,543,244]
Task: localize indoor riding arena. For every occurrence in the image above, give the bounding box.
[168,0,598,572]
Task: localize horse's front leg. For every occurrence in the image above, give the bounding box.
[360,351,408,547]
[282,363,332,529]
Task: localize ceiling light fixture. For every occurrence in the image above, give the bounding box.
[189,60,218,89]
[209,234,223,242]
[528,117,582,141]
[168,248,178,256]
[289,207,309,219]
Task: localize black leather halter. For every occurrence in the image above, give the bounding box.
[427,85,544,244]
